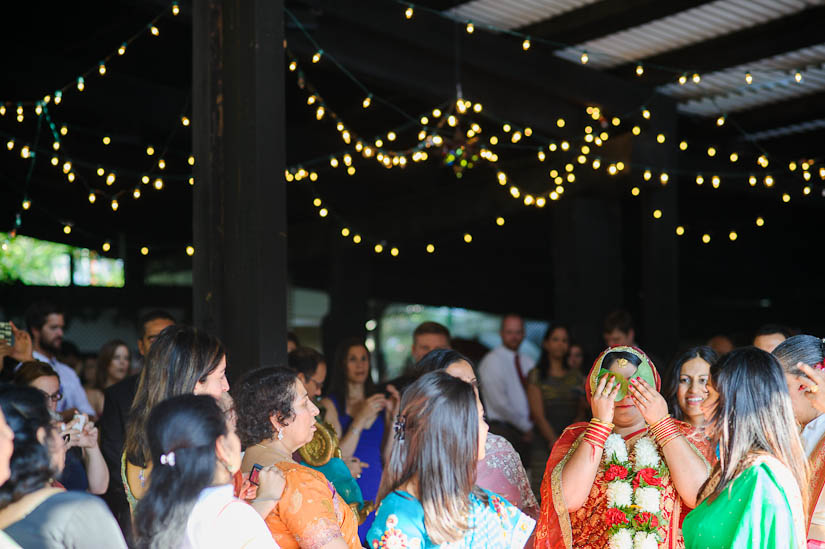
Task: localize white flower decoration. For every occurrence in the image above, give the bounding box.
[634,437,661,470]
[634,486,660,514]
[607,480,633,508]
[605,433,628,463]
[609,528,634,549]
[632,531,659,549]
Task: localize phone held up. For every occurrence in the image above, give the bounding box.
[249,463,263,486]
[0,322,13,346]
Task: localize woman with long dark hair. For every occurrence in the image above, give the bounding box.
[84,339,131,417]
[682,347,808,548]
[134,394,283,549]
[123,325,229,511]
[772,335,825,547]
[237,366,361,549]
[407,349,539,520]
[321,337,398,538]
[368,370,534,547]
[535,346,709,549]
[663,345,718,462]
[0,385,126,548]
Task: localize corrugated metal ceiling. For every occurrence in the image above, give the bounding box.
[553,0,821,68]
[445,0,600,31]
[659,44,825,116]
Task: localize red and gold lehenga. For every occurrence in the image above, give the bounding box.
[534,346,709,549]
[807,433,825,547]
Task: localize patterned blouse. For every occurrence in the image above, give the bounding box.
[367,488,535,548]
[478,434,539,519]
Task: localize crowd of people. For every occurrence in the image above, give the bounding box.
[0,299,822,549]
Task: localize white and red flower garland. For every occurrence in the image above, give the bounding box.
[603,434,668,549]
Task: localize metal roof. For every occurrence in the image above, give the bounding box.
[659,44,825,116]
[445,0,600,31]
[553,0,821,68]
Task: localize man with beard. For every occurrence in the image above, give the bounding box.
[25,301,94,416]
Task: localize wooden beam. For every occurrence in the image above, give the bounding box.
[192,0,288,381]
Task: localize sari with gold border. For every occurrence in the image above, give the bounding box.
[534,346,707,549]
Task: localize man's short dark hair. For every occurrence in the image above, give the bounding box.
[288,347,325,378]
[24,301,63,333]
[413,321,451,341]
[755,324,793,339]
[138,310,176,337]
[287,331,300,347]
[603,309,634,335]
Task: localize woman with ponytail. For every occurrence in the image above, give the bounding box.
[134,394,284,549]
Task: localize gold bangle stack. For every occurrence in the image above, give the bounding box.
[649,414,681,448]
[583,417,614,450]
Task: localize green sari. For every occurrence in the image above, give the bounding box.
[683,458,805,549]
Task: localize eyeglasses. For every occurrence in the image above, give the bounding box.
[44,390,63,403]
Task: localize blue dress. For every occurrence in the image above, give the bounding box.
[367,488,535,548]
[331,395,385,541]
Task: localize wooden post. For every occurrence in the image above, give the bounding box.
[192,0,287,381]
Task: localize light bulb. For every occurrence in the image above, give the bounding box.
[312,50,322,63]
[522,38,531,51]
[580,51,589,64]
[463,233,472,243]
[636,64,644,76]
[102,241,111,252]
[679,141,688,151]
[676,226,685,236]
[692,73,701,83]
[140,247,149,256]
[756,217,765,227]
[678,74,687,85]
[362,95,372,108]
[98,62,106,75]
[149,25,159,36]
[405,5,413,19]
[88,193,96,203]
[118,43,126,55]
[466,22,474,34]
[426,244,435,253]
[181,116,190,126]
[745,72,752,84]
[653,209,662,219]
[496,217,505,226]
[716,115,726,126]
[186,245,195,256]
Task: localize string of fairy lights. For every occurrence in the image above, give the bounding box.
[281,6,823,254]
[1,2,198,257]
[3,2,823,258]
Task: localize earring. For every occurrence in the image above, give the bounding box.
[277,430,284,441]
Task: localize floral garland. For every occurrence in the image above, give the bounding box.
[603,434,669,549]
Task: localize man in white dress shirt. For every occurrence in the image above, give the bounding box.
[25,301,95,417]
[479,314,534,465]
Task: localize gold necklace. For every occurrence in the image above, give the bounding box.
[255,441,294,463]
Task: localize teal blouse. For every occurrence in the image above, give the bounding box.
[366,488,534,548]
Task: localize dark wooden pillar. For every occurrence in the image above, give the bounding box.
[192,0,287,381]
[552,196,624,358]
[321,246,370,366]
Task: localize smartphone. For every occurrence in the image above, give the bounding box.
[73,413,87,430]
[249,463,263,486]
[0,322,13,346]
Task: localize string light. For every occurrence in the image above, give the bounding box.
[111,199,119,211]
[641,108,650,119]
[362,95,372,108]
[77,77,85,91]
[794,71,803,83]
[186,245,194,256]
[748,175,757,186]
[154,178,163,190]
[707,146,716,157]
[133,188,141,199]
[782,193,790,203]
[426,244,435,253]
[728,231,738,241]
[67,172,76,182]
[98,62,107,75]
[118,43,127,56]
[745,72,753,84]
[711,175,721,188]
[21,199,31,210]
[172,2,180,15]
[676,226,685,236]
[632,126,641,136]
[631,187,640,196]
[96,167,105,176]
[659,172,669,184]
[653,209,663,219]
[140,247,149,256]
[374,244,384,254]
[643,170,652,181]
[729,152,738,162]
[353,234,362,244]
[465,21,474,34]
[106,172,116,185]
[764,175,774,187]
[656,133,665,144]
[702,234,711,244]
[149,25,160,36]
[635,64,644,76]
[679,141,688,151]
[102,241,111,252]
[756,216,765,227]
[158,159,166,170]
[716,115,726,126]
[188,155,195,166]
[463,233,472,243]
[312,50,322,63]
[404,5,413,19]
[496,217,505,226]
[102,136,111,145]
[692,73,701,83]
[63,224,72,234]
[522,38,531,51]
[390,247,399,257]
[580,51,589,64]
[556,118,565,128]
[678,74,687,85]
[88,192,96,204]
[181,116,190,126]
[696,175,704,185]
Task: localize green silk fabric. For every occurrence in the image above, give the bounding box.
[683,463,802,549]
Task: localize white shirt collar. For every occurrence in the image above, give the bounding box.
[802,413,825,458]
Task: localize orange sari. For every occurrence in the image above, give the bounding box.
[534,346,708,549]
[236,462,360,549]
[808,434,825,544]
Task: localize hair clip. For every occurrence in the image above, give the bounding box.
[393,415,406,442]
[160,451,176,467]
